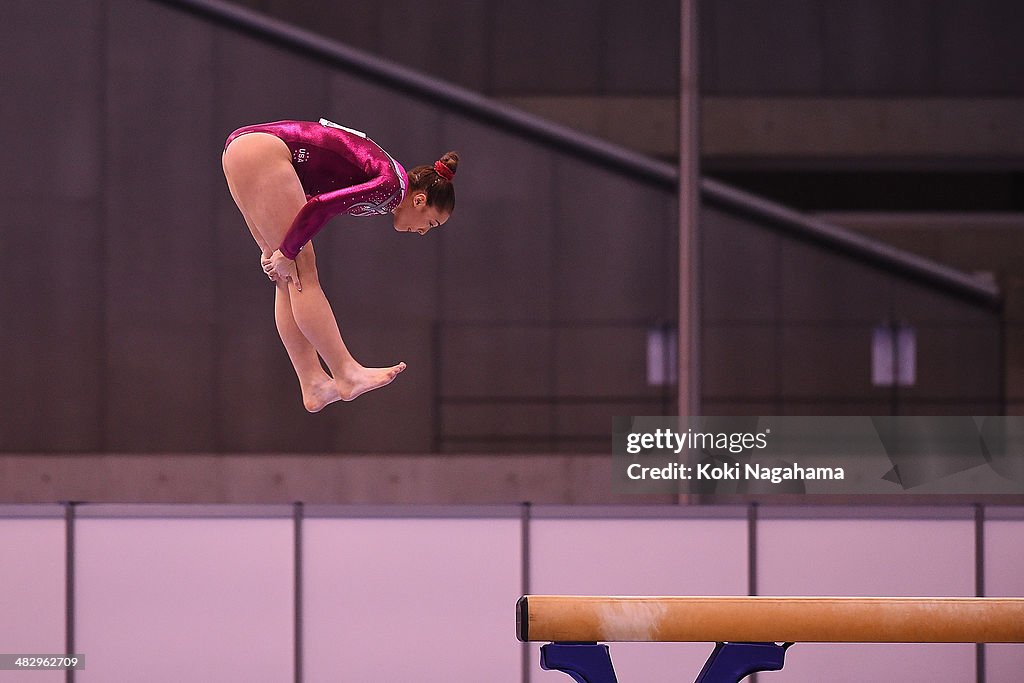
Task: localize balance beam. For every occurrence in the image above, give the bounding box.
[517,595,1024,683]
[517,595,1024,643]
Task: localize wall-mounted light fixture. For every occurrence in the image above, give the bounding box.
[872,322,916,387]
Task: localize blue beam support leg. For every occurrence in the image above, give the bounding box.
[538,641,790,683]
[694,642,790,683]
[540,643,618,683]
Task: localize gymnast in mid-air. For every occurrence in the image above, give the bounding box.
[222,118,458,412]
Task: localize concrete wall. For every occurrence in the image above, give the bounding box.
[236,0,1024,97]
[0,0,1003,460]
[822,213,1024,417]
[229,1,1024,164]
[701,205,1003,416]
[2,0,675,454]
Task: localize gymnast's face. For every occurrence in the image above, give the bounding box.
[392,191,449,235]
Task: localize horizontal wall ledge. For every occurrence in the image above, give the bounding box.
[1,454,1022,506]
[501,96,1024,164]
[0,453,669,506]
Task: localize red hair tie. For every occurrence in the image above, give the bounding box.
[434,160,454,182]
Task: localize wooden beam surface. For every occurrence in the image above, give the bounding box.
[517,595,1024,643]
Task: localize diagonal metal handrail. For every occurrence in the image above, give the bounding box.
[700,178,1001,305]
[153,0,674,186]
[153,0,1000,306]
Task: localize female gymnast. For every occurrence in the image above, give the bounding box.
[222,118,458,412]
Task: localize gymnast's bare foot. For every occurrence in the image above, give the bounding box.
[302,378,342,413]
[337,362,407,402]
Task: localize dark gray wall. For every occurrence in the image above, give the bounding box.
[238,0,1024,97]
[702,0,1024,96]
[0,0,1002,456]
[1,0,676,453]
[701,206,1002,416]
[241,0,679,96]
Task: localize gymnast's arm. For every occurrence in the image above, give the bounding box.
[277,173,400,260]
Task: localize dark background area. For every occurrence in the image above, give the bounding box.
[1,0,1019,462]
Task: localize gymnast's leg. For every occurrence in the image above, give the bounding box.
[224,148,340,411]
[273,268,342,412]
[222,133,405,410]
[286,244,406,403]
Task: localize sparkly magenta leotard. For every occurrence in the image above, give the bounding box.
[224,119,408,259]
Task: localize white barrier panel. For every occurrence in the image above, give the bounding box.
[0,516,65,683]
[758,515,976,683]
[303,515,520,682]
[75,516,292,682]
[985,511,1024,683]
[530,511,747,682]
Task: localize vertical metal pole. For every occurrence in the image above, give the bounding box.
[679,0,700,416]
[65,502,76,683]
[521,502,532,683]
[747,503,759,683]
[747,503,758,598]
[975,504,986,683]
[294,502,304,683]
[679,0,701,505]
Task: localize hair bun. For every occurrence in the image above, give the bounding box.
[436,151,459,180]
